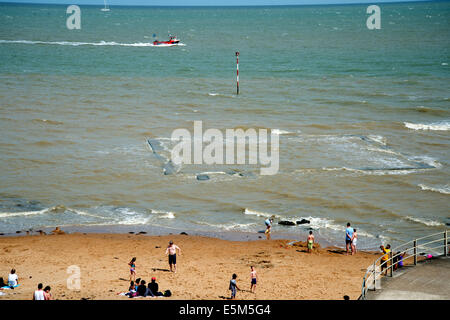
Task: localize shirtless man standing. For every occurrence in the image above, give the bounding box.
[165,240,182,273]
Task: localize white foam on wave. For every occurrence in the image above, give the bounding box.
[196,220,257,232]
[0,208,49,218]
[243,208,280,219]
[69,208,109,219]
[152,210,175,219]
[271,129,291,135]
[0,39,185,47]
[366,135,387,146]
[418,184,450,195]
[291,216,375,238]
[408,156,441,169]
[0,206,106,219]
[322,167,422,176]
[116,217,151,225]
[199,171,227,175]
[365,146,401,156]
[404,121,450,131]
[404,216,444,227]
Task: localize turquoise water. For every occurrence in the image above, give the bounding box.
[0,2,449,248]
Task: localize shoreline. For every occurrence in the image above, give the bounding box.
[0,230,379,300]
[0,223,341,248]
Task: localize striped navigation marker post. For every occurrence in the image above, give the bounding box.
[236,51,239,95]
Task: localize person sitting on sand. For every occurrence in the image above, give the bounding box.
[135,278,141,289]
[345,223,354,255]
[145,282,155,297]
[0,277,8,288]
[229,274,240,300]
[250,266,258,293]
[125,281,137,297]
[351,229,358,254]
[8,269,18,287]
[165,241,182,273]
[264,218,274,240]
[33,283,45,300]
[307,231,315,253]
[380,244,391,275]
[136,280,147,297]
[149,277,163,296]
[128,257,136,282]
[43,286,52,300]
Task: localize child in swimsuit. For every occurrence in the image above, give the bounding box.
[351,229,358,254]
[129,257,136,282]
[250,266,258,293]
[307,231,314,253]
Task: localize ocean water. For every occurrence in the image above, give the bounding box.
[0,2,449,249]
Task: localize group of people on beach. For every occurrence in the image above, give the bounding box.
[124,277,165,298]
[124,240,181,298]
[3,220,406,300]
[0,269,51,300]
[126,240,259,300]
[32,283,52,300]
[380,244,406,275]
[346,222,407,274]
[228,266,259,299]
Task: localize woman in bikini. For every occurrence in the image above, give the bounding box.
[128,257,136,282]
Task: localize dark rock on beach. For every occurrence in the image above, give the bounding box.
[278,221,296,226]
[296,219,310,225]
[180,232,188,235]
[16,231,21,234]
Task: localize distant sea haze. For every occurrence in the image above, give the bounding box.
[0,2,448,249]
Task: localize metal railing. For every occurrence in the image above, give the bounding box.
[360,230,448,300]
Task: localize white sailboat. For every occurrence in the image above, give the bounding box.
[101,0,110,12]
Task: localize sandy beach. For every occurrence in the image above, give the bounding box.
[0,231,381,300]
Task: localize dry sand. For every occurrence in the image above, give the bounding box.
[0,232,380,300]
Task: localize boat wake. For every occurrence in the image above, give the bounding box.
[0,39,185,47]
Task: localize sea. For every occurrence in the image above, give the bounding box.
[0,1,449,250]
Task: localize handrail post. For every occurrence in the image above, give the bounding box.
[373,261,376,291]
[445,231,448,257]
[389,251,393,277]
[414,239,417,265]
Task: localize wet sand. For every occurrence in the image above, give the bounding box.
[0,232,380,300]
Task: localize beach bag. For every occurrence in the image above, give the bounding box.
[164,290,172,297]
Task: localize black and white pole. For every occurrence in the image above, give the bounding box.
[236,51,239,95]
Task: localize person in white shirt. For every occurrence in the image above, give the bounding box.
[33,283,45,300]
[8,269,18,287]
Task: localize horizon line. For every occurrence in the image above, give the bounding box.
[0,0,442,8]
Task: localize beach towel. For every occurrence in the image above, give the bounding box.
[1,284,20,289]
